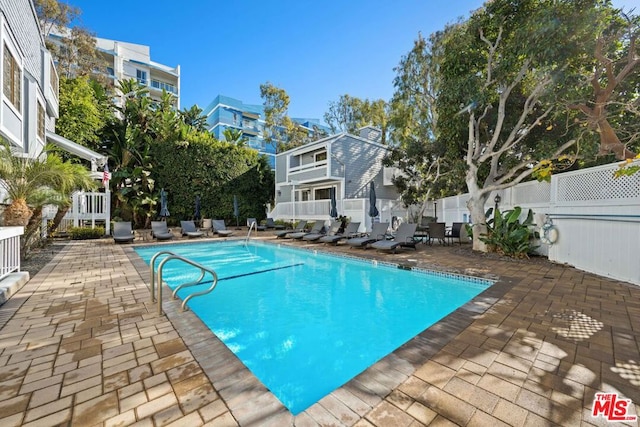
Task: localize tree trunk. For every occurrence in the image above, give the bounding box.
[467,195,489,252]
[48,205,71,236]
[3,199,32,226]
[596,117,635,160]
[21,207,44,259]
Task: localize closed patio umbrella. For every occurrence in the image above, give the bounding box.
[233,195,240,229]
[329,187,338,219]
[368,181,379,218]
[159,188,170,220]
[194,195,201,222]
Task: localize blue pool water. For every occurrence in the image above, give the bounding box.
[134,241,490,414]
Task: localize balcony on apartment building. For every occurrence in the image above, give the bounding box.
[287,149,330,183]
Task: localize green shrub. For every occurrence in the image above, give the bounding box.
[68,226,105,240]
[480,206,538,258]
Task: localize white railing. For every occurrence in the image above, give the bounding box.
[0,227,23,281]
[42,191,111,236]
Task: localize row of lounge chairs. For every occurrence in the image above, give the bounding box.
[112,220,236,243]
[273,220,419,253]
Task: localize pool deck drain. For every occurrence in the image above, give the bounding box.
[0,233,638,426]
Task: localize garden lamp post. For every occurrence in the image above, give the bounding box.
[494,194,501,218]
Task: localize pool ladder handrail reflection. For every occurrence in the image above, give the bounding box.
[150,251,218,315]
[244,220,257,247]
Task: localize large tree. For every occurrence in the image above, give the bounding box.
[433,0,612,252]
[385,32,454,217]
[260,82,317,152]
[324,95,390,143]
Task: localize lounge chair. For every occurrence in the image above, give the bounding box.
[151,221,174,240]
[319,221,361,245]
[247,218,266,231]
[113,221,135,244]
[274,220,307,238]
[346,222,390,248]
[265,218,284,230]
[286,221,324,239]
[212,219,234,237]
[180,220,204,238]
[371,223,418,253]
[303,221,340,242]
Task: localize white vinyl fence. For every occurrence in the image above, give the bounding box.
[0,227,22,281]
[435,162,640,286]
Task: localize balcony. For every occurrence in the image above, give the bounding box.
[288,160,328,182]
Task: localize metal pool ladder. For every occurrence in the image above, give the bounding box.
[150,251,218,315]
[244,220,257,246]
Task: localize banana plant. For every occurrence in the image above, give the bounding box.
[479,206,538,258]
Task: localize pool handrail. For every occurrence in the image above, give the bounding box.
[150,250,178,303]
[151,252,218,314]
[245,220,257,246]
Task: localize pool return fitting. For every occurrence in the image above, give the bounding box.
[150,251,218,315]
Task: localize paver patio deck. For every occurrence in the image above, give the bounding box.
[0,233,638,426]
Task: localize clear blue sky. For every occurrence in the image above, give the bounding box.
[69,0,640,121]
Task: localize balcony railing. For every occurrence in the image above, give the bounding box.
[0,227,23,281]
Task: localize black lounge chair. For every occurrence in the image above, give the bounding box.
[319,221,361,245]
[180,220,204,238]
[371,223,418,253]
[346,222,389,248]
[286,221,324,239]
[212,219,234,237]
[151,221,174,240]
[113,221,135,243]
[265,218,284,230]
[247,218,266,231]
[303,221,340,242]
[274,220,307,238]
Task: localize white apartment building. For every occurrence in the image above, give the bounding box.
[95,37,180,108]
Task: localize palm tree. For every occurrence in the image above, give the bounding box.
[180,105,208,132]
[223,128,249,147]
[0,142,92,226]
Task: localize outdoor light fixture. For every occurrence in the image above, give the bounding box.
[494,194,501,217]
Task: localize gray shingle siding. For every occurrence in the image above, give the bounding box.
[1,0,45,92]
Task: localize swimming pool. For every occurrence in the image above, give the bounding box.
[134,241,492,414]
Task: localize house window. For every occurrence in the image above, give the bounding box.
[315,151,327,162]
[37,102,45,140]
[315,188,331,200]
[3,44,21,110]
[136,69,147,85]
[106,66,115,76]
[50,61,58,94]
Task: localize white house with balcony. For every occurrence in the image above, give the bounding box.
[270,126,404,232]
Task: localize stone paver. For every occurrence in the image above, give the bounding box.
[0,234,638,426]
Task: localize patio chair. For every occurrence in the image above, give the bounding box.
[427,222,447,245]
[319,221,361,245]
[151,221,174,240]
[180,220,204,238]
[113,221,135,244]
[247,218,266,231]
[274,220,307,238]
[265,218,284,230]
[286,221,324,239]
[303,221,340,242]
[212,219,234,237]
[346,222,390,249]
[445,222,464,245]
[371,223,418,253]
